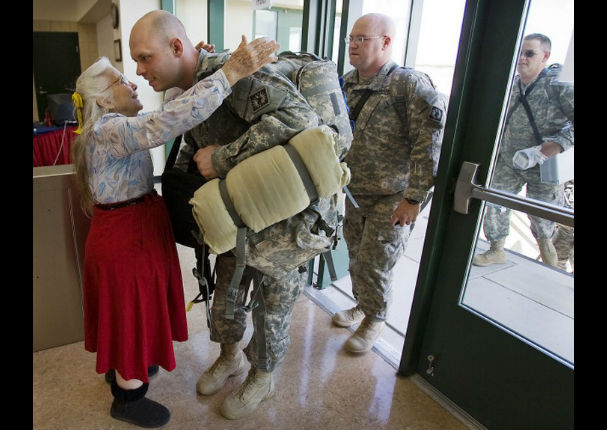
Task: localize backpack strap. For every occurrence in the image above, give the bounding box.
[225,226,247,320]
[217,178,248,320]
[187,238,213,329]
[517,68,547,145]
[321,250,338,282]
[348,89,373,123]
[284,143,318,204]
[164,135,182,169]
[504,68,547,145]
[348,63,399,124]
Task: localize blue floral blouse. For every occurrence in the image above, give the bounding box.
[86,69,231,204]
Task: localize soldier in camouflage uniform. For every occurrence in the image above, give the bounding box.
[472,34,574,268]
[130,10,345,421]
[332,13,446,353]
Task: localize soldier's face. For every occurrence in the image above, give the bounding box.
[129,26,181,92]
[517,39,549,82]
[348,17,390,77]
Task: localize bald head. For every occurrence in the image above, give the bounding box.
[131,10,191,47]
[129,10,199,91]
[359,13,396,41]
[348,13,395,77]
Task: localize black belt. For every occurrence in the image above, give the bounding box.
[95,190,155,210]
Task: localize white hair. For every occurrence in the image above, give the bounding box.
[72,56,116,215]
[75,56,115,132]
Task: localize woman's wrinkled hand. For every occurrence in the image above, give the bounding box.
[221,35,280,87]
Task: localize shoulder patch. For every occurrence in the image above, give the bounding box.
[250,88,270,112]
[429,106,443,122]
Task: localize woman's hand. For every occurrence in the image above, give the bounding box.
[221,35,280,87]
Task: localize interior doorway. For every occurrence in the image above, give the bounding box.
[33,31,81,121]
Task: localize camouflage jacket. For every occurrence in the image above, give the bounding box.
[174,51,319,174]
[500,64,574,166]
[343,61,446,203]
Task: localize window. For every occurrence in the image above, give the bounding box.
[225,0,304,51]
[175,0,208,49]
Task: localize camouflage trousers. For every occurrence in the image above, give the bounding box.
[553,179,574,266]
[209,252,306,372]
[483,157,564,242]
[344,193,411,321]
[553,224,574,263]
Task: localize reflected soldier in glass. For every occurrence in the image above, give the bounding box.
[473,33,574,268]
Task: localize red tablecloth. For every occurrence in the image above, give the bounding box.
[33,126,78,167]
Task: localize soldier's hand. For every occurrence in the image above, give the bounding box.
[390,200,420,226]
[195,40,215,53]
[193,145,220,179]
[540,141,564,158]
[222,35,280,87]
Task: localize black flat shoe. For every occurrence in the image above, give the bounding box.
[110,396,170,428]
[109,380,169,428]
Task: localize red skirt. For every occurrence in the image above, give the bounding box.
[83,191,188,382]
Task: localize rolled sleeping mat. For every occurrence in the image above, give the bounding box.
[189,125,350,254]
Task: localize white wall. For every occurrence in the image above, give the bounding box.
[96,13,119,69]
[176,0,208,49]
[225,1,253,50]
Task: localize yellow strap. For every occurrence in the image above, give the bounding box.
[72,92,84,135]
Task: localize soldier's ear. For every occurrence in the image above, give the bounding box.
[169,38,184,57]
[382,35,391,50]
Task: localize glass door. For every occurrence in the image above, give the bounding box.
[401,0,574,428]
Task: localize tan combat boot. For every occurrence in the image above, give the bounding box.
[220,368,275,420]
[332,305,365,327]
[472,240,507,266]
[537,238,558,268]
[197,343,247,396]
[345,317,384,353]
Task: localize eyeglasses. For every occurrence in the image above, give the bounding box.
[520,49,537,58]
[103,74,129,92]
[345,35,386,45]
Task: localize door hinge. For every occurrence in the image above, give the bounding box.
[426,354,435,376]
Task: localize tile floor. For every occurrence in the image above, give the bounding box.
[32,240,470,430]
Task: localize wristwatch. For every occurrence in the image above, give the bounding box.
[405,198,421,205]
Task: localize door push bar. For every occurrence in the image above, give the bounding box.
[454,161,574,227]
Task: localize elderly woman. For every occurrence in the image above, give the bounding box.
[71,36,278,428]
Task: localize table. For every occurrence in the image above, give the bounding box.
[33,125,78,167]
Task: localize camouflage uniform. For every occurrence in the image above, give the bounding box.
[173,51,336,372]
[482,65,574,242]
[342,61,446,321]
[552,180,574,270]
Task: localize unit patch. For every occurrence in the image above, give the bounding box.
[429,106,443,122]
[250,88,270,112]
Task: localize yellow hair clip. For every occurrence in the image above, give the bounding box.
[72,91,84,135]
